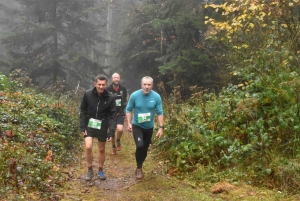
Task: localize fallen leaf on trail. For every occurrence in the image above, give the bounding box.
[169,168,175,176]
[210,181,236,194]
[248,190,255,196]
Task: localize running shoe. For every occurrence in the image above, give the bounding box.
[135,168,144,180]
[116,142,122,151]
[98,170,106,180]
[111,147,117,155]
[86,168,93,181]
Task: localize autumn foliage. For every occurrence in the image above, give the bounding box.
[155,0,300,195]
[0,72,82,200]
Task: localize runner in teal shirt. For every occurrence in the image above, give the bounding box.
[126,76,164,180]
[126,89,163,129]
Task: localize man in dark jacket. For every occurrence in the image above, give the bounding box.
[106,73,127,155]
[80,74,116,181]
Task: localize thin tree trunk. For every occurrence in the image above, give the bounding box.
[52,0,58,85]
[105,1,113,74]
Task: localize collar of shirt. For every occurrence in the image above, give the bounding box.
[113,86,119,92]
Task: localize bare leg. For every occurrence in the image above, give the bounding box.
[116,124,123,140]
[98,141,106,168]
[116,124,123,151]
[85,137,93,167]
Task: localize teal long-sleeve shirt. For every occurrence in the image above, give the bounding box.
[126,89,163,129]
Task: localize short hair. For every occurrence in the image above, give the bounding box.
[111,73,120,78]
[95,74,108,82]
[141,76,153,84]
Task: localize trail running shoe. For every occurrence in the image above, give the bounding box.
[116,142,122,151]
[111,148,117,155]
[86,168,93,181]
[135,168,144,180]
[98,170,106,180]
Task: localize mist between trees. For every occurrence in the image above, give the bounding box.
[0,0,223,96]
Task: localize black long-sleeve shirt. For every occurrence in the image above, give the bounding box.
[79,87,116,137]
[106,83,127,116]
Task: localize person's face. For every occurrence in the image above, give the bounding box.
[94,79,107,95]
[141,79,153,95]
[112,74,120,86]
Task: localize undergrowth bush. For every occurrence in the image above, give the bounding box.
[156,68,300,194]
[0,72,82,199]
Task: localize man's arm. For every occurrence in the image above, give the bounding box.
[126,112,132,132]
[156,115,164,139]
[155,94,164,139]
[125,93,134,132]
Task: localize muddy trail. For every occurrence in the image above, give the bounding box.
[65,132,143,200]
[59,131,209,201]
[58,131,299,201]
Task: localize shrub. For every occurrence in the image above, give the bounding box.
[0,73,82,199]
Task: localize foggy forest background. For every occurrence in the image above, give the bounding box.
[0,0,222,96]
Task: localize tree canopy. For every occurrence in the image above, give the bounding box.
[116,0,225,94]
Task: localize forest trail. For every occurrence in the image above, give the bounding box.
[60,131,140,201]
[59,131,208,201]
[58,131,299,201]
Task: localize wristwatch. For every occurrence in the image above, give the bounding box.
[159,126,164,129]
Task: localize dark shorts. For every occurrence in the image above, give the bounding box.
[84,119,109,142]
[116,114,125,125]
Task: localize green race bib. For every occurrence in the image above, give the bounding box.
[138,113,151,123]
[88,118,102,129]
[116,99,121,106]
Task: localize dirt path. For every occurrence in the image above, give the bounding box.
[58,131,299,201]
[59,130,214,201]
[60,131,140,200]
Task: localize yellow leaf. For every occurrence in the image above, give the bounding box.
[282,59,289,66]
[248,23,254,28]
[249,5,257,10]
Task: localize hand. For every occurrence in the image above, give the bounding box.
[82,131,87,136]
[156,128,163,139]
[127,124,132,132]
[107,137,112,142]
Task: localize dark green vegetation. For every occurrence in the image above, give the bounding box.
[0,72,82,200]
[117,0,223,93]
[153,0,300,195]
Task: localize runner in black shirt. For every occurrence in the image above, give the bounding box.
[106,73,127,155]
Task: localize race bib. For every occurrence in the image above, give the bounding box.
[88,118,102,129]
[138,113,151,123]
[116,99,121,106]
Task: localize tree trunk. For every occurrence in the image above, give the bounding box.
[52,0,58,85]
[104,1,113,75]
